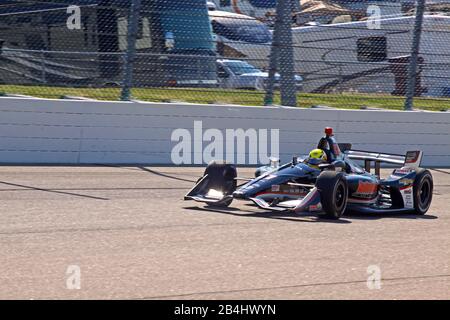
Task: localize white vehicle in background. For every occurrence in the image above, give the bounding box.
[208,8,271,69]
[217,59,303,91]
[288,15,450,96]
[234,14,450,97]
[208,0,276,21]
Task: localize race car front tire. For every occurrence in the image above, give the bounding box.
[316,171,348,219]
[413,169,433,215]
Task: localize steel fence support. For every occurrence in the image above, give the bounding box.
[279,0,297,107]
[404,0,426,111]
[40,49,46,84]
[264,0,297,107]
[120,0,142,101]
[264,0,282,106]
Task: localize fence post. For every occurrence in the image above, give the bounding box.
[120,0,142,101]
[264,0,283,106]
[279,0,297,107]
[40,49,46,84]
[404,0,426,111]
[264,0,297,107]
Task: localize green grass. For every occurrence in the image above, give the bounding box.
[1,85,449,112]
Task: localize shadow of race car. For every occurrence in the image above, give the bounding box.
[184,127,433,220]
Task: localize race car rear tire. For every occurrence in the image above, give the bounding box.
[413,169,433,215]
[316,171,348,219]
[203,161,237,207]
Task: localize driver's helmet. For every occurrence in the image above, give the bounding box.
[307,149,328,167]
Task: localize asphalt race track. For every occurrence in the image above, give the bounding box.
[0,166,449,300]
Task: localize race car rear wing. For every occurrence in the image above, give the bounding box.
[346,150,423,176]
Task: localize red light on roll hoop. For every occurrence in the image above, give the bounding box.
[325,127,333,136]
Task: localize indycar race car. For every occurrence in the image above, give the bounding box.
[184,127,433,219]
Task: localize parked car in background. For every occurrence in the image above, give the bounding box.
[217,59,303,91]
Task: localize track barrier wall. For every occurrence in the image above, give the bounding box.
[0,97,449,167]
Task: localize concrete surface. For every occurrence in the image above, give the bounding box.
[0,166,449,299]
[1,97,450,166]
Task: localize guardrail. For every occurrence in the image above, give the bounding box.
[0,97,449,167]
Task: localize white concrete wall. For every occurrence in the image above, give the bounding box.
[0,97,449,167]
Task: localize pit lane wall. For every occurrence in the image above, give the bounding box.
[0,97,449,167]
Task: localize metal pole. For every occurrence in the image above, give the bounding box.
[120,0,142,101]
[404,0,426,111]
[264,0,297,107]
[279,0,297,107]
[40,49,46,84]
[264,0,284,106]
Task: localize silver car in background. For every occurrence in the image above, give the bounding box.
[217,59,303,91]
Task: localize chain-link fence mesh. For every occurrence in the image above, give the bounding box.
[0,0,449,111]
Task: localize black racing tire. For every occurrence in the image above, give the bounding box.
[203,161,237,207]
[413,169,433,215]
[316,171,348,219]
